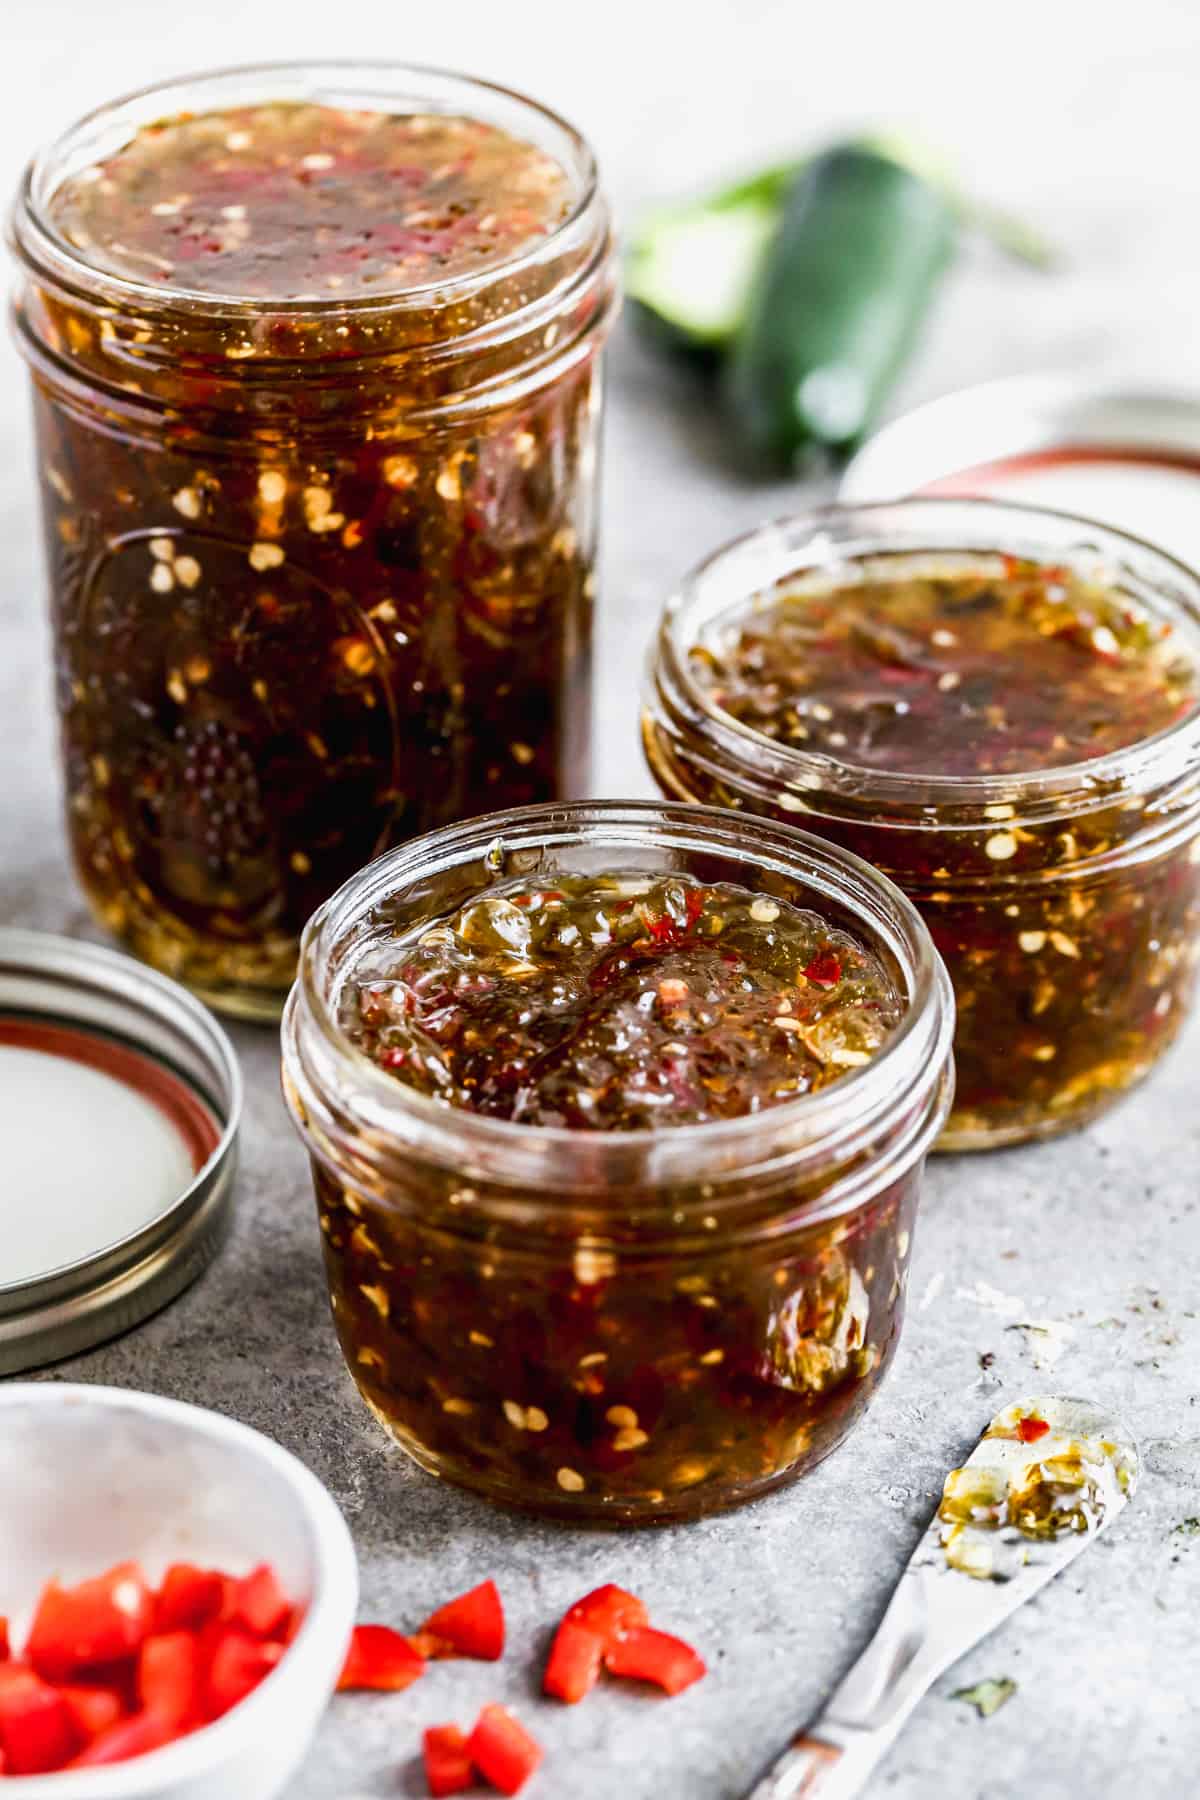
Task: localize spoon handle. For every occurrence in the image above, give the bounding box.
[742,1717,902,1800]
[743,1569,931,1800]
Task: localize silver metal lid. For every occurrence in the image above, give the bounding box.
[841,376,1200,569]
[0,929,241,1374]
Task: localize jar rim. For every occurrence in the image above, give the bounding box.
[283,800,955,1208]
[12,58,604,321]
[652,496,1200,820]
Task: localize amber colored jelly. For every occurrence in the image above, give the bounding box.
[644,502,1200,1149]
[282,803,954,1523]
[12,67,616,1016]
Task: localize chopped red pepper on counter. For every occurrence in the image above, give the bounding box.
[337,1624,426,1692]
[420,1580,506,1661]
[423,1722,475,1796]
[1017,1415,1051,1444]
[543,1619,605,1704]
[603,1627,707,1696]
[563,1585,648,1648]
[467,1704,543,1795]
[0,1623,8,1664]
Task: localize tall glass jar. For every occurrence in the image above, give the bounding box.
[644,500,1200,1150]
[11,64,616,1018]
[282,801,954,1524]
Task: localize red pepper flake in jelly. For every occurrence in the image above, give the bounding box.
[692,556,1197,778]
[48,106,573,299]
[346,873,901,1127]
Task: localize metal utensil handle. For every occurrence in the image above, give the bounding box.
[744,1719,896,1800]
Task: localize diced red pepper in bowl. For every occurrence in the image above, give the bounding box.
[603,1626,707,1696]
[543,1619,605,1704]
[27,1562,154,1680]
[58,1683,125,1744]
[204,1628,284,1720]
[138,1630,201,1727]
[423,1722,474,1796]
[421,1580,505,1661]
[337,1624,426,1692]
[467,1704,543,1795]
[68,1711,174,1768]
[0,1664,80,1774]
[154,1563,225,1633]
[232,1564,293,1638]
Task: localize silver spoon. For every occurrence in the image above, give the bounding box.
[745,1394,1139,1800]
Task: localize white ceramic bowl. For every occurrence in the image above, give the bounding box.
[0,1384,358,1799]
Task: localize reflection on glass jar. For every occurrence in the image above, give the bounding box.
[11,64,616,1017]
[282,802,954,1524]
[643,500,1200,1149]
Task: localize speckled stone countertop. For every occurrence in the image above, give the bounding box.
[3,4,1200,1793]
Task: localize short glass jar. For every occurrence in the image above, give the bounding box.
[644,499,1200,1150]
[11,63,616,1018]
[282,800,954,1525]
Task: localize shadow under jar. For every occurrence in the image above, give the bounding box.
[282,801,954,1524]
[643,499,1200,1151]
[11,62,616,1019]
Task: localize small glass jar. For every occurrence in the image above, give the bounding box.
[644,499,1200,1150]
[282,800,953,1524]
[11,63,616,1019]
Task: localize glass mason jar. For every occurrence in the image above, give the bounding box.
[643,499,1200,1151]
[11,63,616,1019]
[281,800,954,1524]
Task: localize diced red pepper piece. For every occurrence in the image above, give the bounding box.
[1017,1415,1051,1443]
[563,1584,648,1649]
[58,1684,125,1743]
[336,1624,425,1692]
[0,1664,79,1774]
[232,1564,292,1638]
[155,1563,226,1633]
[205,1628,284,1720]
[803,950,842,989]
[68,1710,173,1767]
[420,1580,505,1661]
[139,1630,200,1727]
[27,1561,154,1680]
[543,1619,604,1704]
[467,1704,543,1796]
[423,1722,474,1796]
[603,1626,707,1696]
[0,1619,8,1662]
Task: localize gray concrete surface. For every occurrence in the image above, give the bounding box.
[3,5,1200,1794]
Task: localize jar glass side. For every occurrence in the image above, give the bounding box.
[643,499,1200,1149]
[11,63,617,1018]
[282,801,955,1522]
